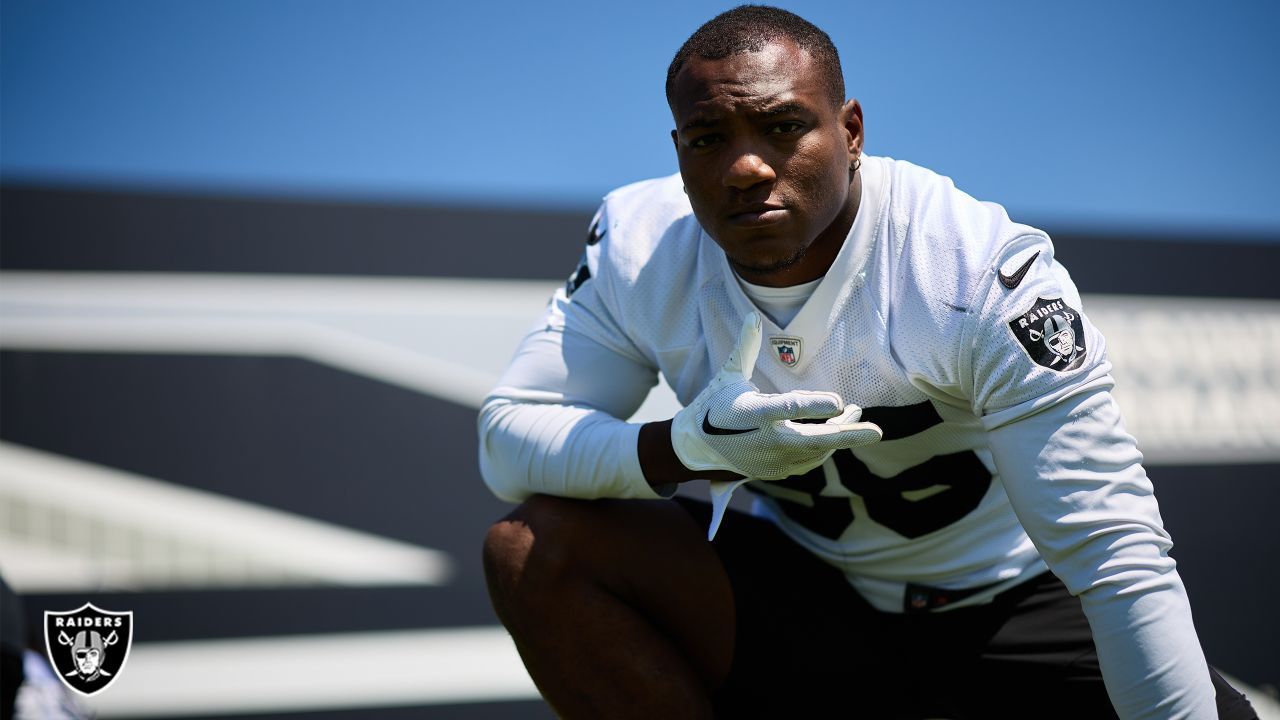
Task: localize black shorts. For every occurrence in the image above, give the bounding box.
[673,497,1258,720]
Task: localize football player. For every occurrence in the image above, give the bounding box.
[479,6,1258,718]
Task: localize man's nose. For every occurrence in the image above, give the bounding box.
[724,147,776,190]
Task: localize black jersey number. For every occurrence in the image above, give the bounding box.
[747,400,991,540]
[833,448,990,539]
[753,448,990,540]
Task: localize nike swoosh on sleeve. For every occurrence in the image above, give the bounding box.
[998,251,1041,289]
[702,411,757,435]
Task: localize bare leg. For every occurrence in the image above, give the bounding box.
[482,495,736,719]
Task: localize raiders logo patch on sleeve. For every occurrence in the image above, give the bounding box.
[1008,297,1086,371]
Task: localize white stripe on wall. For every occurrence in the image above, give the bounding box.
[81,626,540,717]
[0,442,452,592]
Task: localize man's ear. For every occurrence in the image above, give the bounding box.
[671,129,679,149]
[841,99,864,157]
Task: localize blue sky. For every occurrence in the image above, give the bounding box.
[3,0,1278,234]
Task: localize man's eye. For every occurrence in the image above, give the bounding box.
[767,121,803,135]
[690,134,722,148]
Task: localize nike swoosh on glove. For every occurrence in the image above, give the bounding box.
[670,312,883,538]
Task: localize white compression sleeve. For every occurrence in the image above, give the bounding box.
[986,385,1215,719]
[478,325,663,503]
[478,397,659,502]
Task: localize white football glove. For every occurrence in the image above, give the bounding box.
[671,313,883,538]
[673,312,883,479]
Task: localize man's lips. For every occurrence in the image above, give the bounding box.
[726,205,788,227]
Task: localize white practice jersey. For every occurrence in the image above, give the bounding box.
[480,155,1215,718]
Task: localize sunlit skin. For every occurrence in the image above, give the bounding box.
[670,39,864,287]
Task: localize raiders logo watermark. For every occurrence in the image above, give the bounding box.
[1008,297,1086,371]
[44,603,134,697]
[769,336,802,367]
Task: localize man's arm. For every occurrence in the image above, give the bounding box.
[986,385,1215,719]
[936,221,1223,712]
[958,234,1217,718]
[479,320,670,501]
[638,420,737,486]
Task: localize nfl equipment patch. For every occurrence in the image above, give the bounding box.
[769,336,801,367]
[1008,297,1086,371]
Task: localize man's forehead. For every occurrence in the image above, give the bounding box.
[670,40,826,118]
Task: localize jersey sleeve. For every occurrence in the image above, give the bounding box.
[478,205,666,503]
[965,240,1215,718]
[960,234,1111,423]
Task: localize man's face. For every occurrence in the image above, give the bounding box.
[670,39,861,285]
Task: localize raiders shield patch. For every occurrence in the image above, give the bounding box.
[1008,297,1086,371]
[45,603,134,696]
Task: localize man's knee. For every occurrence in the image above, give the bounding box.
[482,495,588,601]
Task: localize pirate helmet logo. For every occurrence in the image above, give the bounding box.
[1007,297,1087,372]
[44,603,134,696]
[70,630,112,680]
[1037,314,1082,365]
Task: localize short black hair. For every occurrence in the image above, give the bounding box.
[665,5,845,108]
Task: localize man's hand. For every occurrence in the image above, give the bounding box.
[672,312,883,480]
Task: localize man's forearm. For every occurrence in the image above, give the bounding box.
[987,387,1215,717]
[638,419,741,488]
[479,398,661,502]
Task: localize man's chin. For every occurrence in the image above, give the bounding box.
[727,245,808,278]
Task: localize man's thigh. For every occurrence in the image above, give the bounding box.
[928,571,1114,719]
[674,499,1257,719]
[948,572,1257,720]
[486,493,739,701]
[672,498,915,716]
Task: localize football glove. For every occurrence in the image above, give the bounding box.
[672,312,883,482]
